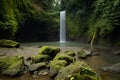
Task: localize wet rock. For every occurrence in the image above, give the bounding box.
[38,46,60,59]
[113,51,120,56]
[77,49,88,58]
[24,58,32,67]
[54,53,74,64]
[87,50,96,56]
[102,63,120,73]
[0,39,20,48]
[38,69,49,76]
[64,50,76,57]
[32,74,39,79]
[50,60,67,77]
[92,53,100,56]
[0,55,25,77]
[29,62,47,72]
[55,61,102,80]
[31,54,50,63]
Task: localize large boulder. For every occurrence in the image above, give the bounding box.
[29,62,47,72]
[77,49,88,58]
[54,53,74,64]
[0,39,20,48]
[0,55,25,77]
[64,50,76,57]
[55,61,102,80]
[50,52,74,77]
[31,54,50,63]
[50,60,67,77]
[38,46,60,59]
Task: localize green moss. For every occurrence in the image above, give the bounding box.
[55,61,102,80]
[50,60,68,77]
[50,60,68,70]
[64,50,75,57]
[54,53,74,64]
[29,62,47,72]
[0,39,19,48]
[31,54,50,63]
[0,0,38,39]
[38,46,60,58]
[0,55,24,76]
[77,49,87,58]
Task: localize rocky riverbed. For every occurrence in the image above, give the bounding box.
[0,44,120,80]
[0,45,103,80]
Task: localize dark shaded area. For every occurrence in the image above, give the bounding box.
[15,12,59,42]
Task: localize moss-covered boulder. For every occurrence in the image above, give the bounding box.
[77,49,88,58]
[54,53,74,64]
[0,39,20,48]
[31,54,50,63]
[0,55,25,77]
[38,46,60,59]
[64,50,76,57]
[50,52,75,77]
[50,60,67,77]
[29,62,47,72]
[55,61,102,80]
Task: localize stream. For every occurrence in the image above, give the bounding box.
[1,41,120,80]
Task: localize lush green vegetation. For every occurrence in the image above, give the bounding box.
[61,0,120,47]
[0,0,59,41]
[0,0,119,47]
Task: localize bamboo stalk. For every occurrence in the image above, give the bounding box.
[90,30,97,46]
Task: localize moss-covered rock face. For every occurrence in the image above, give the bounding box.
[29,62,47,72]
[77,49,88,58]
[55,61,102,80]
[64,50,76,57]
[54,53,74,64]
[0,39,20,48]
[50,60,68,77]
[38,46,60,58]
[31,54,50,63]
[50,51,75,77]
[0,55,25,77]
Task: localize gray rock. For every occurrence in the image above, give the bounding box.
[55,61,102,80]
[102,63,120,73]
[77,49,88,58]
[29,62,47,72]
[38,69,49,76]
[32,74,39,79]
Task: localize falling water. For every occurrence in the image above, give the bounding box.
[60,11,66,42]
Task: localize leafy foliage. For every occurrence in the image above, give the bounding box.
[0,0,35,39]
[61,0,120,46]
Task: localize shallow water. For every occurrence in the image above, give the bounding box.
[1,41,120,80]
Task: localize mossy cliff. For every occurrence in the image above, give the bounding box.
[0,0,59,41]
[0,0,34,39]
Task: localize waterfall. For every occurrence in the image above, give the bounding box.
[60,11,66,42]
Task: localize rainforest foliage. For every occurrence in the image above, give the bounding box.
[0,0,59,41]
[0,0,120,47]
[61,0,120,46]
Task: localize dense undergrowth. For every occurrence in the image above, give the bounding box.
[61,0,120,47]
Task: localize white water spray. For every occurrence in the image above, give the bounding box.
[60,11,66,42]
